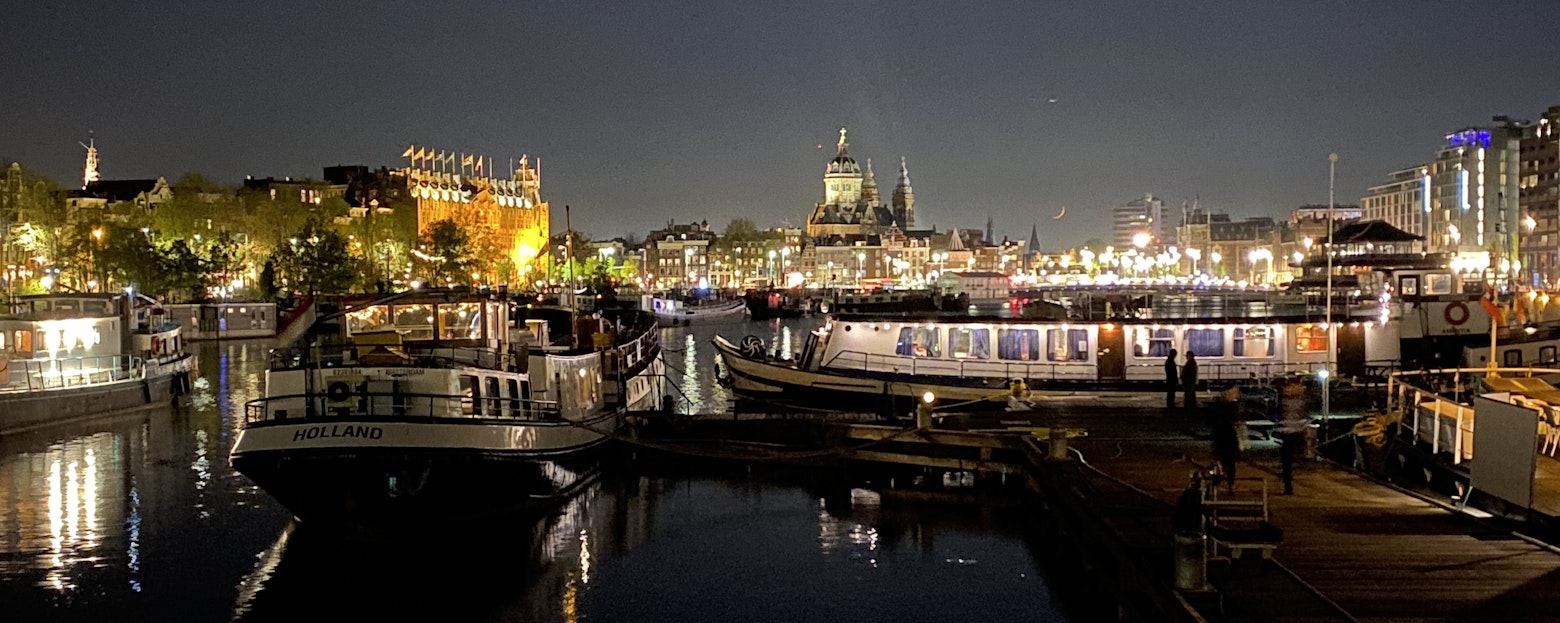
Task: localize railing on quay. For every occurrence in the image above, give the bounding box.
[1385,367,1560,465]
[244,391,564,426]
[268,344,514,372]
[1,355,144,393]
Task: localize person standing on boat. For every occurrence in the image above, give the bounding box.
[1164,349,1180,409]
[1182,351,1199,410]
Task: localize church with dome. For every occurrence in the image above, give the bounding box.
[805,128,917,239]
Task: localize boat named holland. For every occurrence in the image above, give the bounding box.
[229,290,664,526]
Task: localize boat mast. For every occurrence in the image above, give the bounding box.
[566,204,578,348]
[1324,153,1336,427]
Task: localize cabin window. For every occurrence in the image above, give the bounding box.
[345,305,391,335]
[485,377,501,416]
[460,375,479,416]
[1233,327,1275,358]
[1541,346,1557,364]
[1295,325,1328,352]
[507,379,522,417]
[15,331,31,353]
[1132,328,1175,358]
[1424,274,1453,295]
[1505,350,1523,367]
[440,302,483,340]
[997,329,1041,361]
[895,327,941,358]
[1046,328,1089,362]
[392,304,436,340]
[948,328,990,359]
[0,331,5,351]
[1185,329,1225,357]
[1399,276,1419,296]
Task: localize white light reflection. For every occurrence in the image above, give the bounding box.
[579,530,592,584]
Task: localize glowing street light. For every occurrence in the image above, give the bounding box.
[1131,232,1151,249]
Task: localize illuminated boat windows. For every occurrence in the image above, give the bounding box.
[1047,328,1089,362]
[1185,328,1225,357]
[949,328,990,359]
[1233,327,1275,358]
[392,305,436,340]
[439,302,483,340]
[1132,327,1174,357]
[895,327,942,358]
[998,329,1041,361]
[1295,325,1328,352]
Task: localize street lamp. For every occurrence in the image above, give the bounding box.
[857,251,866,287]
[1324,152,1338,430]
[1132,231,1151,249]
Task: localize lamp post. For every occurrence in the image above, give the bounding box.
[857,251,866,287]
[1324,152,1337,430]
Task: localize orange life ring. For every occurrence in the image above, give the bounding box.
[1444,301,1470,326]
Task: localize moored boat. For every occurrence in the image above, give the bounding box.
[648,295,746,327]
[229,290,663,526]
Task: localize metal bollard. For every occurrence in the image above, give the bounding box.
[1172,532,1209,591]
[1047,427,1069,462]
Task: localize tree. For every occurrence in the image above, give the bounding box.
[272,220,357,295]
[416,219,477,287]
[724,217,760,241]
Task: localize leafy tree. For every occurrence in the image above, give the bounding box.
[723,217,760,241]
[272,220,357,295]
[416,219,477,287]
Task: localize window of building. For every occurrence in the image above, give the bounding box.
[895,327,941,358]
[948,328,989,359]
[1233,327,1275,358]
[1540,346,1556,364]
[1132,327,1175,357]
[997,329,1041,361]
[1295,325,1328,352]
[1047,328,1089,362]
[1184,329,1225,357]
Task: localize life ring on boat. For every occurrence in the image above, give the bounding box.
[326,381,353,403]
[740,335,765,358]
[1444,302,1471,326]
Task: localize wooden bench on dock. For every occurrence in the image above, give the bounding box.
[1201,476,1282,566]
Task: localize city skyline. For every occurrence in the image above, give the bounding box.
[2,1,1558,247]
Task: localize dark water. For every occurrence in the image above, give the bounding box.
[0,323,1077,622]
[661,316,824,413]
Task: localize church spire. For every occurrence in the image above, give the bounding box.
[80,133,99,190]
[891,156,915,229]
[837,127,849,156]
[861,158,880,205]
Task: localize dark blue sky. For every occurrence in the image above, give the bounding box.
[3,1,1557,248]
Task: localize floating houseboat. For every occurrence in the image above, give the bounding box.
[229,290,664,526]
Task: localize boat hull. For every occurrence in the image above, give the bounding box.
[713,335,1167,412]
[230,415,620,526]
[652,300,747,327]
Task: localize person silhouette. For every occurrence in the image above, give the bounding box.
[1164,348,1180,409]
[1182,351,1199,410]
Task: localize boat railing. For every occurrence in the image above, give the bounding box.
[1385,367,1560,464]
[0,355,144,393]
[243,391,564,426]
[822,349,1338,383]
[267,344,512,372]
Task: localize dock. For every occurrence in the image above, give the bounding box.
[636,405,1560,621]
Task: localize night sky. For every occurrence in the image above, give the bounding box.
[3,1,1557,248]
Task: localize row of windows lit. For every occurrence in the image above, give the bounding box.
[889,326,1327,362]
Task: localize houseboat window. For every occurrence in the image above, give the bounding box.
[1233,327,1275,358]
[1046,328,1089,362]
[1132,328,1175,357]
[1541,346,1557,364]
[1425,274,1453,295]
[1505,350,1522,367]
[1185,329,1225,357]
[460,375,479,416]
[507,379,522,417]
[345,305,391,335]
[948,328,990,359]
[1399,276,1419,296]
[14,331,31,353]
[440,303,483,340]
[1295,325,1328,352]
[997,329,1041,361]
[392,304,436,340]
[895,328,942,358]
[484,377,501,416]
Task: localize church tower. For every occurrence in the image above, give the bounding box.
[891,156,915,229]
[80,135,100,190]
[823,128,863,206]
[861,158,880,205]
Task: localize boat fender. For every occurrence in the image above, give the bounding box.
[740,335,765,358]
[326,381,353,403]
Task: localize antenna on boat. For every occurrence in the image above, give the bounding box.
[1323,153,1337,432]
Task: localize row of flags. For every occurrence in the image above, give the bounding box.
[401,146,524,178]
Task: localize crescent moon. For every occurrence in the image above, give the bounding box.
[1052,206,1067,220]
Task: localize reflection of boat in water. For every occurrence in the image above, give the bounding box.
[231,471,651,623]
[229,290,663,526]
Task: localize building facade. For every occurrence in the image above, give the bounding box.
[1521,106,1560,286]
[1111,194,1169,248]
[1361,166,1429,247]
[646,221,716,290]
[806,129,916,238]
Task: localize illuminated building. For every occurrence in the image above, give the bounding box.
[1520,105,1560,286]
[1361,166,1430,247]
[806,129,916,238]
[395,149,550,281]
[1424,120,1524,280]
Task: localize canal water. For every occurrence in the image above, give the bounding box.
[0,318,1079,622]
